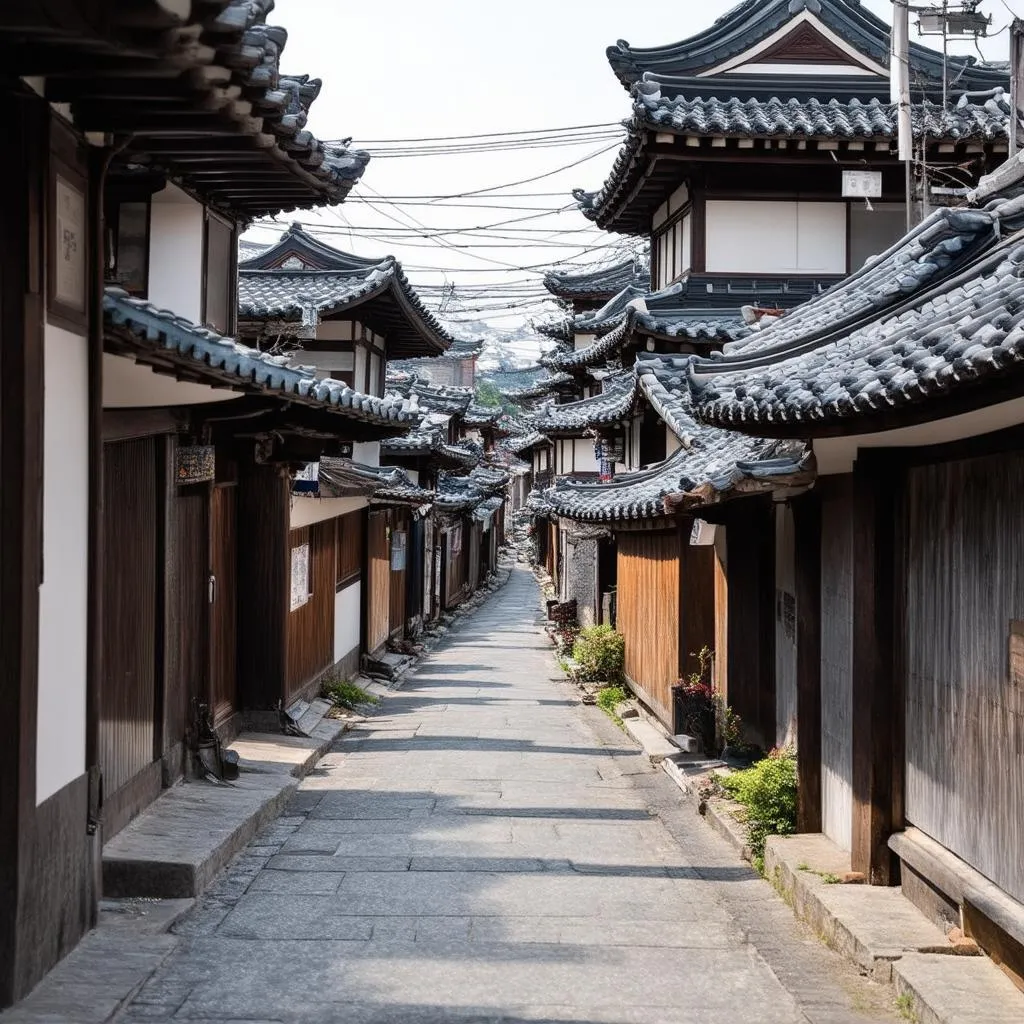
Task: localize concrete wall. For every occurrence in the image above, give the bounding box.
[36,324,89,804]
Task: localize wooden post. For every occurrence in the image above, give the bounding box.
[793,492,822,834]
[851,453,902,884]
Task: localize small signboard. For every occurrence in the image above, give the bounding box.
[175,445,216,485]
[292,461,320,495]
[842,170,883,198]
[290,543,310,611]
[689,519,717,546]
[391,531,407,571]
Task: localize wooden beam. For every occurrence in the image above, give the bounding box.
[851,452,902,884]
[793,492,823,834]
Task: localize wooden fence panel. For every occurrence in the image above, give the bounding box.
[905,451,1024,902]
[617,530,679,728]
[286,521,335,699]
[367,511,391,652]
[101,437,158,796]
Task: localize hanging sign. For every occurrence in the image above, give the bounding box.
[842,170,883,198]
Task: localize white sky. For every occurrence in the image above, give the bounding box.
[248,0,1023,336]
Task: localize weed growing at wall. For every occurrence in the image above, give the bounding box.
[322,677,380,710]
[571,625,625,683]
[719,747,797,873]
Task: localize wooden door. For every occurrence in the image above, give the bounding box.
[172,487,208,749]
[209,485,237,725]
[367,511,390,653]
[101,437,159,796]
[616,530,680,728]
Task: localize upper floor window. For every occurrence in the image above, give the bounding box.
[653,212,691,290]
[203,210,235,336]
[106,200,151,297]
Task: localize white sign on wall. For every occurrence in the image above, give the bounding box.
[290,543,311,611]
[842,170,883,199]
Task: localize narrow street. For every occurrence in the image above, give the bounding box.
[120,566,897,1024]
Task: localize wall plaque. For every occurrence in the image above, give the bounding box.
[54,175,86,311]
[391,530,407,571]
[290,543,311,611]
[175,445,216,484]
[1010,620,1024,687]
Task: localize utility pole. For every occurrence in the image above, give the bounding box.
[1011,18,1024,154]
[891,0,914,231]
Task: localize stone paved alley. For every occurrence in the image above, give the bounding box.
[107,566,897,1024]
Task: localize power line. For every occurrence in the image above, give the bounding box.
[329,122,624,145]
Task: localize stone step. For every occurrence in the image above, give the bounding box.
[622,715,679,763]
[101,720,343,900]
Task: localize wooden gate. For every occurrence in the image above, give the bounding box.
[617,530,680,728]
[172,487,208,752]
[367,511,391,653]
[904,451,1024,903]
[101,437,159,798]
[209,484,237,725]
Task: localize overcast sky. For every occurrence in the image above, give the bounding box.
[249,0,1022,336]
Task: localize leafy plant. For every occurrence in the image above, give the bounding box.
[673,647,741,755]
[322,677,380,710]
[719,747,798,873]
[571,625,625,683]
[596,685,627,718]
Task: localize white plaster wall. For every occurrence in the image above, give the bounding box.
[37,324,89,804]
[352,441,380,467]
[290,495,367,530]
[148,184,204,322]
[103,352,242,407]
[574,332,596,352]
[706,200,846,275]
[334,580,362,664]
[572,439,600,473]
[813,395,1024,475]
[666,427,682,457]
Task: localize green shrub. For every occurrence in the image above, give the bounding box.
[596,685,627,715]
[719,748,797,872]
[571,625,625,683]
[322,678,380,710]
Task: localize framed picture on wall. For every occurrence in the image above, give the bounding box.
[48,118,90,332]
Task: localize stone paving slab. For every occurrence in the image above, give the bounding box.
[102,722,344,899]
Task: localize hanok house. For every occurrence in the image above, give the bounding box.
[0,0,373,1005]
[306,459,436,670]
[542,354,809,734]
[390,332,483,389]
[682,159,1024,983]
[576,0,1009,295]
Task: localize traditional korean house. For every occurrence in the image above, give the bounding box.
[544,362,807,731]
[579,0,1010,271]
[544,255,650,315]
[677,161,1024,981]
[390,334,483,388]
[0,0,376,1005]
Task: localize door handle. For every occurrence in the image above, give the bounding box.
[208,574,217,604]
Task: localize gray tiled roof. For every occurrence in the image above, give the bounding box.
[574,285,650,334]
[412,383,475,417]
[488,367,575,400]
[463,402,503,427]
[633,80,1011,142]
[318,460,435,505]
[543,257,650,301]
[501,431,549,455]
[688,188,1024,432]
[103,289,415,427]
[381,426,480,469]
[238,225,452,356]
[531,371,637,434]
[606,0,1010,93]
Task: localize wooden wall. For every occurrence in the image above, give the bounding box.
[100,437,159,798]
[617,529,681,728]
[820,477,854,853]
[285,521,336,701]
[366,511,391,653]
[904,450,1024,903]
[775,503,798,749]
[713,529,729,697]
[723,502,776,748]
[444,522,468,609]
